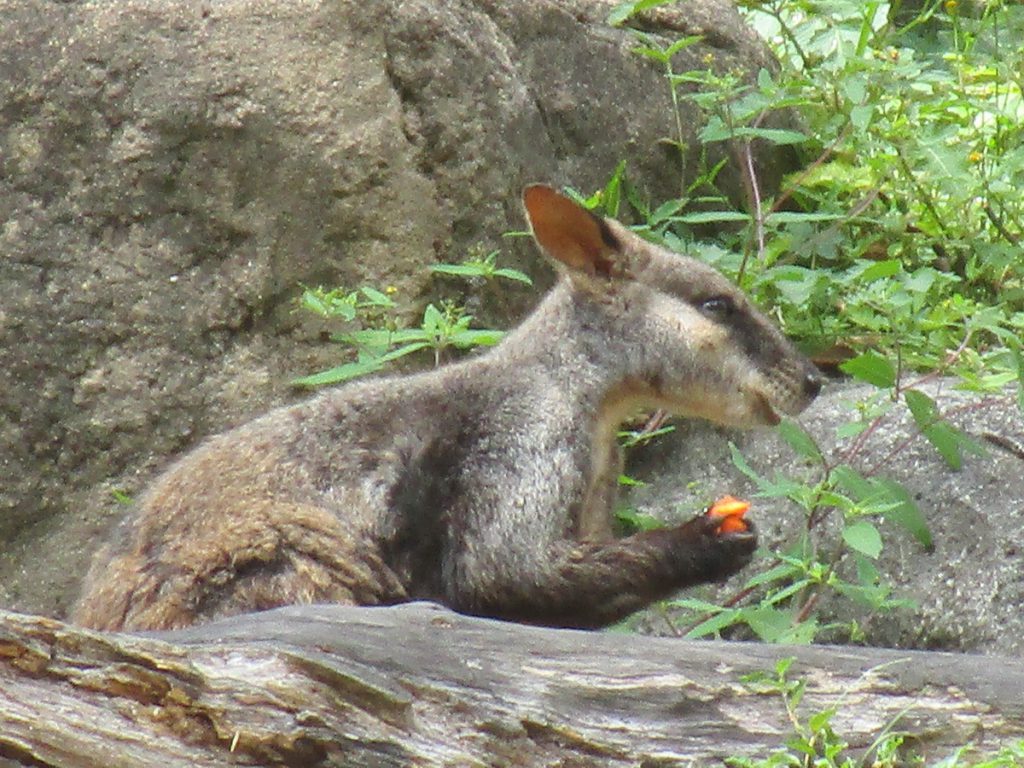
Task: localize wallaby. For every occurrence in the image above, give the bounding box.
[73,185,822,632]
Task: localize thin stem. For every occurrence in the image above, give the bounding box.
[894,144,951,239]
[766,1,810,70]
[666,60,688,200]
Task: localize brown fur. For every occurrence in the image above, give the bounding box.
[73,185,821,631]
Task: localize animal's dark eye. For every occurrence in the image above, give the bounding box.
[699,295,736,318]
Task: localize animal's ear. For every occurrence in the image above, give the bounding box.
[522,185,621,279]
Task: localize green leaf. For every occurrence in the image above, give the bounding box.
[614,506,663,532]
[340,328,427,348]
[762,265,822,306]
[421,304,445,333]
[857,258,902,282]
[430,263,484,277]
[830,464,873,500]
[763,578,813,607]
[742,607,795,643]
[721,126,808,145]
[744,563,801,591]
[777,419,823,463]
[729,442,765,486]
[606,0,675,26]
[359,286,395,306]
[787,737,816,758]
[449,329,505,348]
[876,478,932,549]
[111,488,133,505]
[630,44,671,63]
[602,159,627,217]
[783,618,821,645]
[764,211,848,224]
[292,343,430,388]
[904,389,965,469]
[684,608,741,639]
[492,268,533,285]
[836,420,870,439]
[925,423,967,469]
[850,104,874,130]
[843,521,883,558]
[606,3,634,27]
[673,210,751,224]
[729,444,809,500]
[670,597,726,614]
[840,351,896,388]
[834,566,893,609]
[292,358,386,388]
[808,707,837,734]
[788,677,807,709]
[299,287,357,320]
[649,198,688,226]
[663,35,704,58]
[774,657,795,679]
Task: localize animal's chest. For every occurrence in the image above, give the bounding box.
[573,438,623,542]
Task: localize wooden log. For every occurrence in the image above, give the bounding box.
[1,603,1022,767]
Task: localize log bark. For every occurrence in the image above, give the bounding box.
[1,603,1022,767]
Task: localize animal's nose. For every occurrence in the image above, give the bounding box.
[803,370,824,400]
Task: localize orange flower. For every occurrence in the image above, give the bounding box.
[706,495,751,534]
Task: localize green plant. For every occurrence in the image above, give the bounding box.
[429,248,533,285]
[599,0,1024,644]
[730,658,894,768]
[730,659,1024,768]
[678,422,924,644]
[294,251,529,388]
[609,0,1024,386]
[111,488,133,506]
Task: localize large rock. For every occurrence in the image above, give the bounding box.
[626,380,1024,656]
[0,0,793,617]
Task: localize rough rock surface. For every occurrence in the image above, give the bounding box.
[0,0,792,617]
[625,379,1024,656]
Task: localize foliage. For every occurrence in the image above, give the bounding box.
[293,254,530,388]
[429,248,534,285]
[609,0,1024,390]
[731,659,1024,768]
[604,0,1023,643]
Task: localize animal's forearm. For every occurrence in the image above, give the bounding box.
[452,517,755,629]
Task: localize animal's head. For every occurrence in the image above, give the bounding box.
[523,184,822,428]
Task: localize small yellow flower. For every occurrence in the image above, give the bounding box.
[703,52,715,66]
[945,0,958,12]
[968,151,983,163]
[385,285,398,294]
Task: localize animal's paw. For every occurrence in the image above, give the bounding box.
[679,508,758,583]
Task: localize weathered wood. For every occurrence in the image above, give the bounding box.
[1,603,1022,767]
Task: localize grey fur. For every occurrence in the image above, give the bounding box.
[73,185,821,631]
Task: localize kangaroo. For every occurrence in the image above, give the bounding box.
[73,185,822,632]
